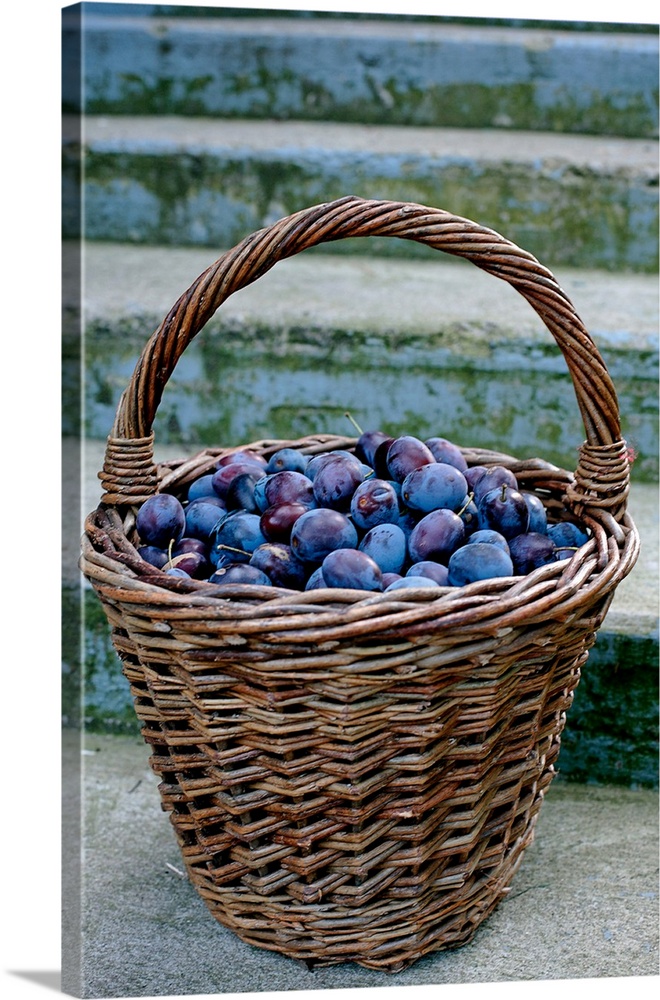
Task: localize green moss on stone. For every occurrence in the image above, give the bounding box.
[88,70,659,139]
[560,633,659,788]
[78,147,659,272]
[88,72,216,116]
[67,588,140,735]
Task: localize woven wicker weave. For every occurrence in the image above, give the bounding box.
[81,197,639,972]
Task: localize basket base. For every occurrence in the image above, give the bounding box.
[186,806,539,972]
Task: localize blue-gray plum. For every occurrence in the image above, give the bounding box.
[396,507,419,537]
[408,509,465,565]
[305,566,327,591]
[210,510,268,562]
[467,529,510,553]
[266,448,309,474]
[508,532,556,574]
[457,495,480,537]
[350,478,400,530]
[477,484,529,540]
[209,564,272,587]
[138,545,169,569]
[523,493,548,534]
[358,523,407,575]
[401,463,468,513]
[321,548,383,592]
[165,567,191,579]
[406,561,449,586]
[209,547,249,569]
[136,494,186,549]
[447,543,514,586]
[186,474,217,502]
[184,497,227,542]
[253,475,271,513]
[424,437,468,472]
[290,508,359,565]
[548,521,590,550]
[386,576,440,592]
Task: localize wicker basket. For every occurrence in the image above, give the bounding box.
[81,196,639,973]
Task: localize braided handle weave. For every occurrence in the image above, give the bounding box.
[100,196,631,523]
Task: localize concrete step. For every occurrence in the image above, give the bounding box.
[62,10,660,138]
[63,242,659,481]
[62,115,659,273]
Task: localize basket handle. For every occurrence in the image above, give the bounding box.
[100,196,631,526]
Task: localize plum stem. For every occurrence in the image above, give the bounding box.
[457,493,475,517]
[345,411,364,435]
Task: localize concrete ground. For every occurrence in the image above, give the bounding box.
[63,728,658,999]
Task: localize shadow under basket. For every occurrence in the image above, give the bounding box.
[81,197,639,972]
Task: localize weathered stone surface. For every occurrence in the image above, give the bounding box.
[64,243,659,480]
[62,11,659,137]
[62,115,659,272]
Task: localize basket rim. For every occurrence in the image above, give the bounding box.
[81,436,640,643]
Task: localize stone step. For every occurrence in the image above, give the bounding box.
[63,241,659,481]
[62,9,659,138]
[62,115,659,273]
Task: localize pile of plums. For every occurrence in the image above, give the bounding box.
[134,429,590,593]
